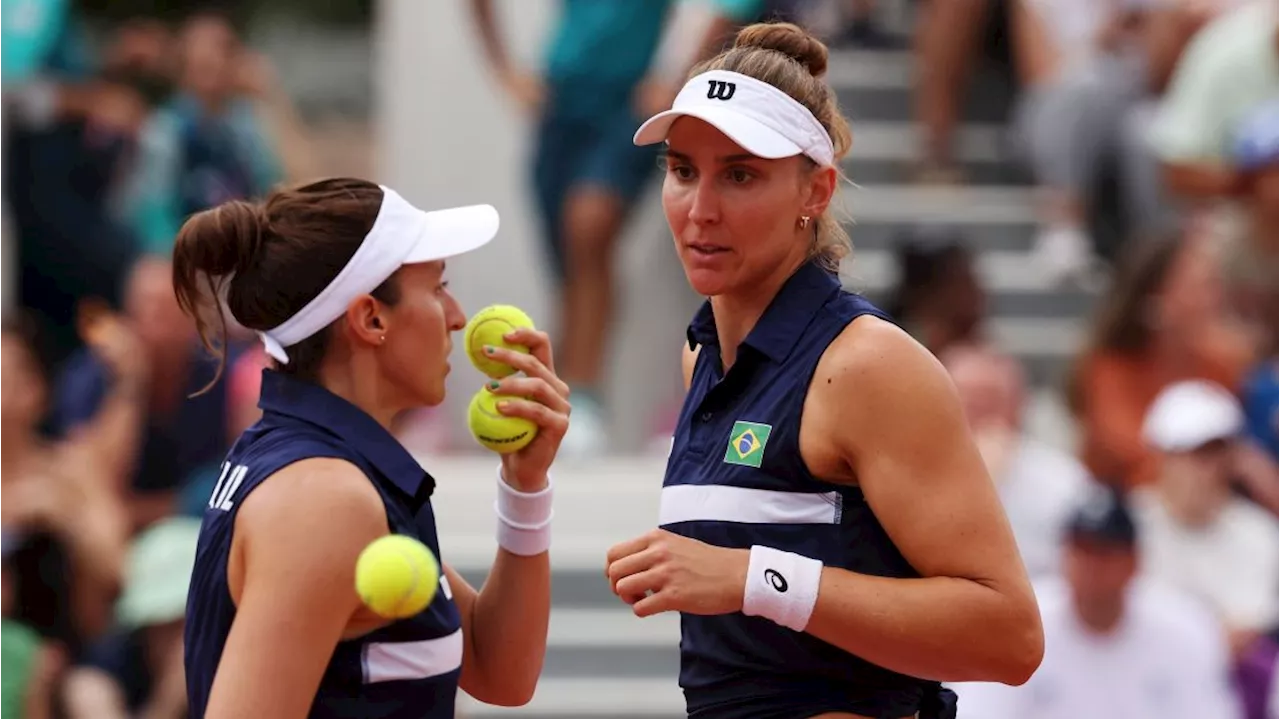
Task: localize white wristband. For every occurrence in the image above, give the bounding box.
[494,467,552,556]
[742,545,823,632]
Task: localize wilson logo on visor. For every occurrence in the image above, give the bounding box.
[706,80,736,101]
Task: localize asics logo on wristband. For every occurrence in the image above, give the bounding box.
[763,568,788,593]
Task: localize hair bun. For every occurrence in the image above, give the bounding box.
[173,199,266,286]
[733,22,829,78]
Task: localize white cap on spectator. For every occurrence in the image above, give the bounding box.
[259,186,499,363]
[633,69,835,167]
[1142,380,1244,452]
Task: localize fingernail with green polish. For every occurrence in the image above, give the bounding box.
[487,381,500,391]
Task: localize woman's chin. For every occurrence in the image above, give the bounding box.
[684,267,733,298]
[401,375,448,410]
[420,384,448,408]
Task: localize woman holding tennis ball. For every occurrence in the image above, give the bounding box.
[464,304,543,453]
[174,178,569,719]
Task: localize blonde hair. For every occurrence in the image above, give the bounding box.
[690,22,854,271]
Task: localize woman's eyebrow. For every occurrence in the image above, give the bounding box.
[664,149,760,164]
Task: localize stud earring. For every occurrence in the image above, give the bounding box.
[379,335,386,343]
[798,216,811,230]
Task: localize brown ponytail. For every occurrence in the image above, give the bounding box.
[172,200,265,392]
[171,177,397,392]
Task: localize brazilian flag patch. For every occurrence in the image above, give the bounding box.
[723,420,772,468]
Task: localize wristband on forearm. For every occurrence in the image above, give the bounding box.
[742,545,822,631]
[494,467,552,556]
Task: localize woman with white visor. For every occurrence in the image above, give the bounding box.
[175,178,567,718]
[605,22,1043,719]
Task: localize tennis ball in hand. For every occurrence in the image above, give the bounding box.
[467,388,537,454]
[355,535,440,619]
[464,305,536,379]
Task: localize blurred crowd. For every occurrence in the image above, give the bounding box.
[1,0,1276,717]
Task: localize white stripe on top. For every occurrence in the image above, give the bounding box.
[659,484,842,526]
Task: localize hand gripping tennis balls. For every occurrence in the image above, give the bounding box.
[467,387,537,454]
[355,535,440,619]
[464,305,536,379]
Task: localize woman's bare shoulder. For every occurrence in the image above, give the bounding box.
[819,315,943,387]
[236,457,387,549]
[808,315,960,444]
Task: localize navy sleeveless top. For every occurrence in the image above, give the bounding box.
[184,371,463,719]
[661,261,951,719]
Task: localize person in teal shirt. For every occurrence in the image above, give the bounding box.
[470,0,764,456]
[119,11,284,256]
[2,0,71,84]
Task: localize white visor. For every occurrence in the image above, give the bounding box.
[633,69,835,167]
[259,186,499,363]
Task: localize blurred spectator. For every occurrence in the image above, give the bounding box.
[1241,357,1279,458]
[840,0,892,47]
[779,0,894,47]
[3,7,161,368]
[1,312,136,650]
[1115,0,1268,268]
[941,343,1092,577]
[1068,232,1255,488]
[1140,0,1254,94]
[469,0,764,456]
[63,518,199,719]
[176,342,271,517]
[952,488,1242,718]
[49,256,247,530]
[99,18,171,78]
[886,236,987,356]
[1227,101,1279,261]
[828,0,893,47]
[1239,282,1280,455]
[1135,380,1279,655]
[1010,0,1157,285]
[2,0,71,85]
[122,10,312,255]
[1148,1,1277,231]
[911,0,1014,183]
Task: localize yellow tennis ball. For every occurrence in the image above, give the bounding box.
[355,535,440,619]
[467,388,537,454]
[464,305,536,379]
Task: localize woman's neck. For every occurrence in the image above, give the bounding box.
[317,356,402,430]
[711,256,808,370]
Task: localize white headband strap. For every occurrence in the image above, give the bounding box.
[258,186,423,364]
